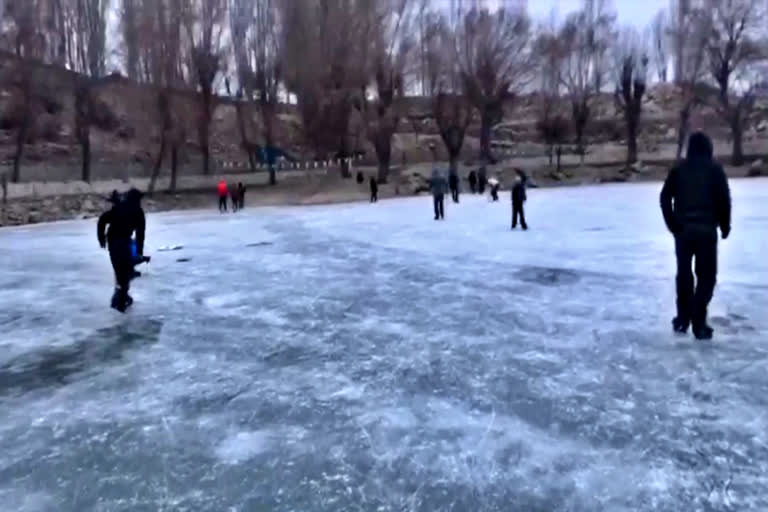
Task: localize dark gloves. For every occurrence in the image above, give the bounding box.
[722,226,731,240]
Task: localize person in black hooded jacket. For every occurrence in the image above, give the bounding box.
[98,188,146,312]
[660,132,731,340]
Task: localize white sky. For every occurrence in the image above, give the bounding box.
[482,0,672,28]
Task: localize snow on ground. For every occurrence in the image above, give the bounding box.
[1,180,767,511]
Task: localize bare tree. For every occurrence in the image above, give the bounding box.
[137,0,186,194]
[281,0,368,179]
[365,0,412,184]
[583,0,616,93]
[650,8,669,82]
[705,0,765,166]
[182,0,227,175]
[67,0,110,182]
[536,22,568,169]
[614,27,649,166]
[670,6,710,160]
[560,7,607,164]
[456,6,532,165]
[121,0,141,81]
[0,0,48,183]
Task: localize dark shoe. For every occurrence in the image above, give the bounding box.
[131,270,142,279]
[111,290,128,313]
[693,324,714,340]
[434,216,439,220]
[672,317,689,335]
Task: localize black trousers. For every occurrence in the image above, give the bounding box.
[675,228,718,329]
[109,240,133,292]
[219,196,227,212]
[450,186,459,203]
[433,194,445,219]
[512,203,527,229]
[370,190,378,203]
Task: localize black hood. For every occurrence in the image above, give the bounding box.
[686,131,713,161]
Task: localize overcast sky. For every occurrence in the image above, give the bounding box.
[492,0,671,28]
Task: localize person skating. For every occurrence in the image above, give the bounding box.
[478,166,487,195]
[98,188,146,313]
[468,170,477,194]
[230,184,239,212]
[660,131,731,340]
[430,166,447,220]
[511,175,528,230]
[489,177,500,201]
[217,180,228,212]
[449,172,460,203]
[370,176,378,203]
[238,183,246,210]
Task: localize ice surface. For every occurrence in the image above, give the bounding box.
[1,180,767,511]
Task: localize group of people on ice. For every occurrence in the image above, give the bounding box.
[217,180,247,213]
[96,132,731,341]
[426,148,527,229]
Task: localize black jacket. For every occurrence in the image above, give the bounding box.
[98,190,146,254]
[512,182,527,204]
[660,132,731,235]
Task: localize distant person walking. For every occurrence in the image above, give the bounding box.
[468,170,477,194]
[238,183,246,210]
[230,184,240,212]
[430,166,447,220]
[660,131,731,340]
[449,172,460,203]
[511,174,528,230]
[369,177,378,203]
[478,166,488,195]
[217,180,228,213]
[489,177,500,201]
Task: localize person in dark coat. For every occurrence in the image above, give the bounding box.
[660,131,731,340]
[448,172,460,203]
[430,166,447,220]
[478,166,488,195]
[238,183,246,209]
[511,175,527,230]
[468,170,477,194]
[369,176,378,203]
[230,185,239,212]
[98,188,146,312]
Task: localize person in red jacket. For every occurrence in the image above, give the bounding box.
[217,180,228,212]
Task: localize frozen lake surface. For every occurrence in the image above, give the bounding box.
[1,180,767,511]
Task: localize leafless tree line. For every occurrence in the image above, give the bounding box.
[0,0,767,188]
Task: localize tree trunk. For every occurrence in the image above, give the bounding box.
[80,131,91,183]
[480,107,494,164]
[676,107,690,162]
[556,146,562,172]
[627,121,638,165]
[1,171,7,205]
[247,150,257,174]
[269,165,277,186]
[12,120,27,183]
[449,154,459,176]
[169,145,178,192]
[148,131,167,195]
[732,123,744,166]
[200,97,212,174]
[548,145,553,166]
[202,144,211,175]
[377,160,390,184]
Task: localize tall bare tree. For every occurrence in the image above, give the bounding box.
[281,0,368,179]
[67,0,110,182]
[365,0,412,183]
[560,6,608,164]
[536,22,568,168]
[137,0,186,194]
[1,0,48,183]
[583,0,616,93]
[183,0,227,175]
[456,6,532,164]
[670,5,710,160]
[650,8,669,82]
[614,27,649,166]
[705,0,765,166]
